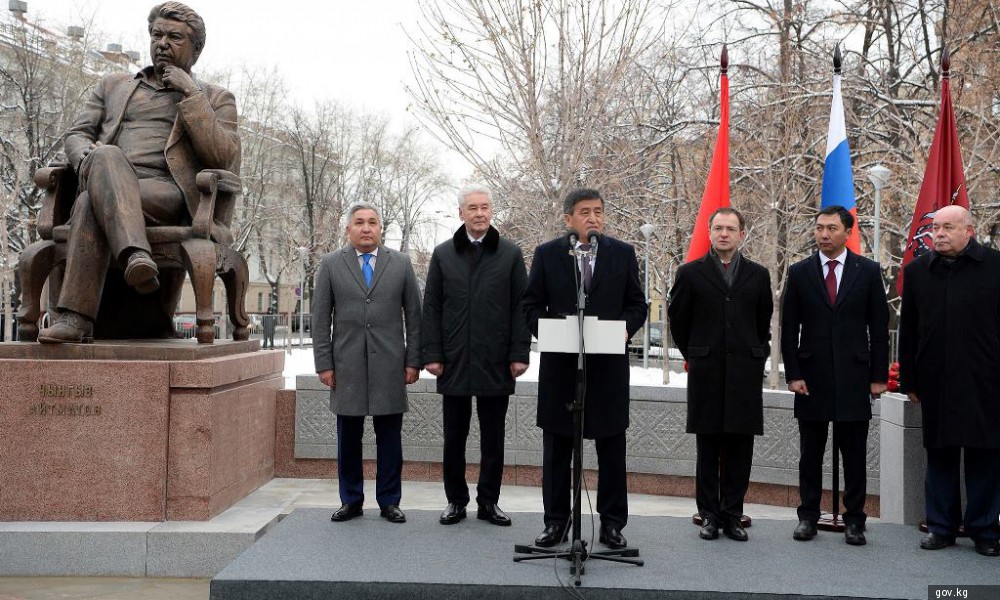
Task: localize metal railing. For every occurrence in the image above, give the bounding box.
[172,313,312,348]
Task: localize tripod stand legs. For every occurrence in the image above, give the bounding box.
[514,539,643,586]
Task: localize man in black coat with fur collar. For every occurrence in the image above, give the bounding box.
[422,184,531,527]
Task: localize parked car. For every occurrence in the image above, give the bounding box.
[173,314,220,339]
[648,323,663,347]
[174,314,197,338]
[628,323,664,355]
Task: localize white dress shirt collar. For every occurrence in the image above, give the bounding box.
[820,248,847,268]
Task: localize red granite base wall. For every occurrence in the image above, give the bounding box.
[0,345,283,522]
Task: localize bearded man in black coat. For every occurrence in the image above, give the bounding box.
[422,184,531,527]
[522,188,647,550]
[899,205,1000,558]
[669,207,773,542]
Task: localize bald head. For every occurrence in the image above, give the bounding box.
[932,205,975,256]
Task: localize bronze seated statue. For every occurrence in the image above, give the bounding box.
[17,164,249,344]
[15,1,249,345]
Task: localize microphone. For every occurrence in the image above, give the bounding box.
[567,230,579,256]
[586,230,600,257]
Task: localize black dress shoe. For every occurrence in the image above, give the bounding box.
[920,532,956,550]
[534,524,568,547]
[793,520,817,541]
[477,503,512,526]
[699,520,719,540]
[599,523,627,549]
[380,505,406,523]
[845,523,866,546]
[330,503,363,522]
[439,503,467,525]
[723,523,749,542]
[973,538,1000,557]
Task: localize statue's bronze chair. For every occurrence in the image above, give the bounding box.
[17,165,250,344]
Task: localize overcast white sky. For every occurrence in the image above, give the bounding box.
[30,0,425,118]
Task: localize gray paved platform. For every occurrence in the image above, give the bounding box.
[211,508,1000,600]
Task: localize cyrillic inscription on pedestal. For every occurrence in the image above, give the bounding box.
[0,360,170,521]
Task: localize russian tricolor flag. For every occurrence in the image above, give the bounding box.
[821,47,861,254]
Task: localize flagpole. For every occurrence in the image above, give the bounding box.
[897,44,969,296]
[819,42,845,534]
[683,43,730,263]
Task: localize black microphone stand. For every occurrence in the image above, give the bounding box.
[514,234,643,586]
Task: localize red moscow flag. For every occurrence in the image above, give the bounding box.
[684,46,730,263]
[897,48,969,296]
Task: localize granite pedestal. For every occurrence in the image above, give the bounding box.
[879,394,926,525]
[0,340,283,522]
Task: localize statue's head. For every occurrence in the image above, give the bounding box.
[147,2,206,73]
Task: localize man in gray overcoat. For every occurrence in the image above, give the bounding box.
[312,202,422,524]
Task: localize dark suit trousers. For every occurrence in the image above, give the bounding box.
[336,413,403,508]
[925,447,1000,542]
[696,433,754,526]
[443,395,509,506]
[60,145,184,319]
[542,430,628,529]
[797,419,869,526]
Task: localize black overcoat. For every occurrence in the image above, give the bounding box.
[523,234,647,439]
[420,225,532,396]
[780,251,889,422]
[898,239,1000,449]
[668,253,773,435]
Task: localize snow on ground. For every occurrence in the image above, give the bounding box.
[282,348,688,389]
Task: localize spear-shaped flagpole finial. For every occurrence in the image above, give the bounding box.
[941,45,951,80]
[721,43,728,74]
[833,42,842,75]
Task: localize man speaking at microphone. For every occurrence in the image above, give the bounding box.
[523,188,647,549]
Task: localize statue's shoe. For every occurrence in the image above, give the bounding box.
[38,311,94,344]
[124,251,160,294]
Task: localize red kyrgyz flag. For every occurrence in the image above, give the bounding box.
[684,46,730,263]
[897,48,969,295]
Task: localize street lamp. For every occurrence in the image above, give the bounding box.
[867,165,892,260]
[639,223,655,369]
[296,246,308,348]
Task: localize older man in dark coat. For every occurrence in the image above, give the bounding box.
[523,188,646,550]
[669,207,772,542]
[422,184,531,527]
[781,205,889,546]
[899,205,1000,557]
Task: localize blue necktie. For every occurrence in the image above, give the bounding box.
[362,253,374,288]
